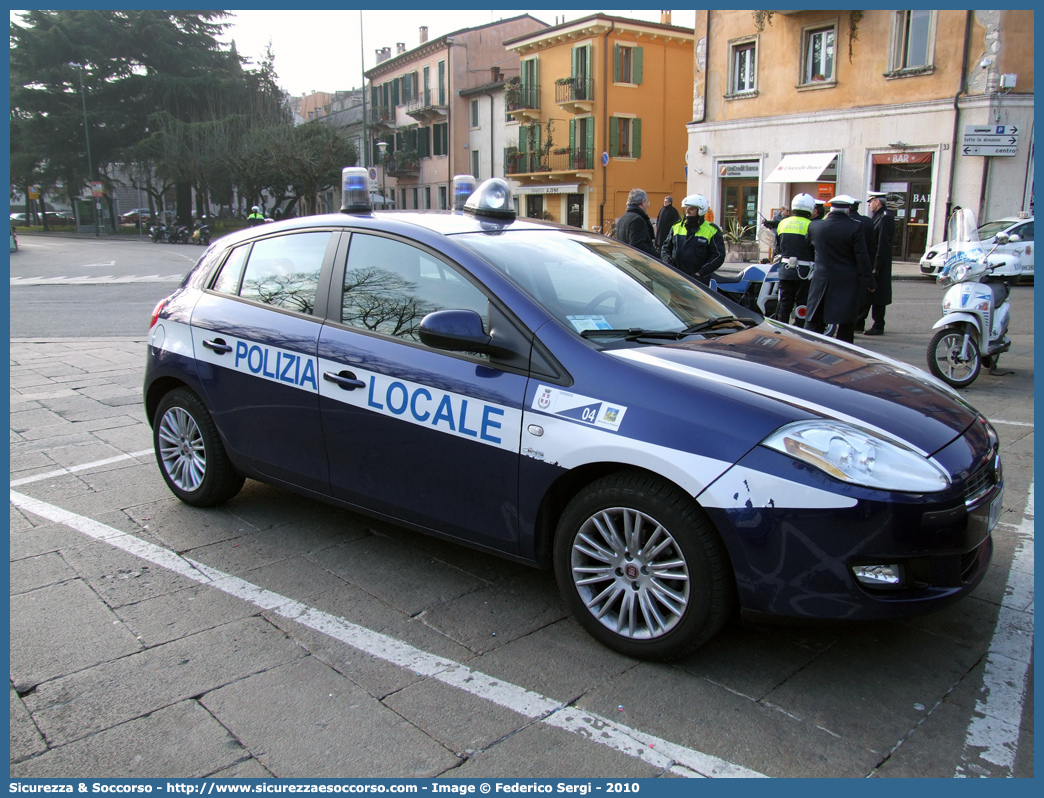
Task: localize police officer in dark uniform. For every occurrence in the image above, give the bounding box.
[660,193,726,283]
[858,190,896,335]
[773,193,816,327]
[804,194,875,343]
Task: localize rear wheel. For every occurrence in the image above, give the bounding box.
[554,471,734,660]
[153,388,244,507]
[928,327,981,387]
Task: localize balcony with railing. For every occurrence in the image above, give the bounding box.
[405,88,446,122]
[505,146,595,178]
[370,104,395,131]
[385,150,420,178]
[555,78,594,114]
[505,83,541,122]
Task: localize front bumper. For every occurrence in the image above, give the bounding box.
[705,430,1000,621]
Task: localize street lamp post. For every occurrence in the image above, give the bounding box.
[376,140,389,210]
[73,62,100,237]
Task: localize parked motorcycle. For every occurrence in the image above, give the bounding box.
[927,208,1022,387]
[191,217,211,246]
[709,258,780,317]
[149,221,168,243]
[168,223,191,244]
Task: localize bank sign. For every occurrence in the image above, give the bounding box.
[719,163,759,178]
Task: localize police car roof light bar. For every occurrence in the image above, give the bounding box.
[452,175,477,213]
[464,178,515,220]
[340,167,373,215]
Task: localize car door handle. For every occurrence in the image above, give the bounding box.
[323,370,366,390]
[202,338,233,354]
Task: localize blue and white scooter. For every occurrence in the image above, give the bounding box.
[710,258,780,317]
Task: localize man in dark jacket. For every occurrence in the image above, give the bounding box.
[660,193,726,283]
[804,194,875,343]
[654,196,680,250]
[859,191,895,335]
[614,188,658,258]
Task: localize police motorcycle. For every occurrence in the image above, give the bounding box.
[708,257,780,317]
[927,207,1022,387]
[191,216,211,246]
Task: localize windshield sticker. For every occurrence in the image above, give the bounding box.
[567,315,613,332]
[532,385,627,432]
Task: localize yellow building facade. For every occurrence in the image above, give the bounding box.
[504,14,693,233]
[686,10,1034,261]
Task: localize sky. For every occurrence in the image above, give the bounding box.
[221,9,698,97]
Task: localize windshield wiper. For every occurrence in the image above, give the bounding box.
[580,328,687,341]
[683,316,757,334]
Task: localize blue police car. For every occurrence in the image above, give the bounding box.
[144,172,1001,660]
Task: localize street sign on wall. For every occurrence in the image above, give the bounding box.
[962,124,1019,157]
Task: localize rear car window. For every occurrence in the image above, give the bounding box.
[235,232,331,314]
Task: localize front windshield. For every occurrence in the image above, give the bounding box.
[976,220,1011,240]
[942,208,985,274]
[456,230,738,336]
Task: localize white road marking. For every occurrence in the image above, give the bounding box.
[81,260,116,268]
[8,489,767,778]
[955,483,1034,777]
[9,449,154,487]
[10,275,183,285]
[988,419,1034,428]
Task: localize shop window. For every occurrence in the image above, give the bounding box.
[424,186,432,209]
[801,23,837,85]
[728,38,757,96]
[526,194,544,219]
[887,10,937,75]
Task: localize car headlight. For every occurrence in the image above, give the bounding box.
[762,420,950,493]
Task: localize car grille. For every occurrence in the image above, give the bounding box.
[961,540,988,583]
[964,459,997,507]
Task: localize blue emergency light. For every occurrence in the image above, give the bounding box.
[340,167,372,214]
[452,175,477,212]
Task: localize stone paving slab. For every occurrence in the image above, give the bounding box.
[114,583,261,648]
[9,551,79,595]
[24,617,306,746]
[9,687,48,764]
[10,700,246,779]
[200,656,459,778]
[10,578,143,692]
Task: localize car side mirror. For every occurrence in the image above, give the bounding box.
[418,309,493,353]
[1007,233,1021,243]
[995,232,1011,244]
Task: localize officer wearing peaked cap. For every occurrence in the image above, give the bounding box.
[856,191,896,335]
[804,194,875,343]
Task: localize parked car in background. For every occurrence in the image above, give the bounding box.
[120,208,153,226]
[43,211,75,226]
[10,212,27,226]
[921,215,1034,280]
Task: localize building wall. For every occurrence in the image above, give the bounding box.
[688,9,1034,259]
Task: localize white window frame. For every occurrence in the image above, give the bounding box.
[800,20,838,87]
[887,10,939,76]
[727,35,758,98]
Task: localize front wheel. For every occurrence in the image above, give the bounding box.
[554,471,734,660]
[153,388,244,507]
[927,326,981,387]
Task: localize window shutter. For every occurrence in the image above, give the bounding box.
[633,48,643,84]
[614,44,621,82]
[569,119,576,151]
[586,118,594,153]
[632,119,641,159]
[571,47,579,79]
[392,79,400,107]
[608,118,619,157]
[519,125,526,152]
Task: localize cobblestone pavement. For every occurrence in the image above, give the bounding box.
[9,333,1033,779]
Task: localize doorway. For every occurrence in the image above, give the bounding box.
[722,180,758,239]
[567,193,584,228]
[875,157,933,261]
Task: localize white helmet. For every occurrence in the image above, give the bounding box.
[791,193,815,214]
[681,193,709,214]
[251,205,260,212]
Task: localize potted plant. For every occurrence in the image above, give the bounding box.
[722,216,760,262]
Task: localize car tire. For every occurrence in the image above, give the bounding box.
[553,471,734,660]
[153,388,244,507]
[927,327,981,387]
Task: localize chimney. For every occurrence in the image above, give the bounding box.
[660,11,672,26]
[396,42,406,55]
[419,26,428,44]
[490,65,502,83]
[375,46,392,64]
